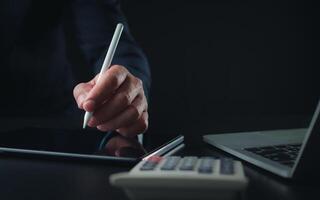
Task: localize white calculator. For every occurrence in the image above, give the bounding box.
[110,156,248,200]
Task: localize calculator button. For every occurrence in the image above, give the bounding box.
[198,157,214,174]
[220,158,234,175]
[140,156,162,171]
[140,161,157,170]
[161,156,181,170]
[179,156,197,171]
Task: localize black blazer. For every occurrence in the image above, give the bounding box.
[0,0,150,117]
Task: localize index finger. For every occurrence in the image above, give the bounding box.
[85,65,129,109]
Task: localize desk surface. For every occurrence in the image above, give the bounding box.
[0,128,319,200]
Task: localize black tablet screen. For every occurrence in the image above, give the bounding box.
[0,128,182,160]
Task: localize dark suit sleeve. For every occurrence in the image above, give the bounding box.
[67,0,151,100]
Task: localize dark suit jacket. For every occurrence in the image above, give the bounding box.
[0,0,150,117]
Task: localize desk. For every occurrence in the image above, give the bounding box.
[0,129,319,200]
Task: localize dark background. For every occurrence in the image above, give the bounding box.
[121,0,320,135]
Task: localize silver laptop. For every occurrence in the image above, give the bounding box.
[203,100,320,179]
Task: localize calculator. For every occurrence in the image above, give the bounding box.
[110,156,248,200]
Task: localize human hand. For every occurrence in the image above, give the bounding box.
[73,65,148,137]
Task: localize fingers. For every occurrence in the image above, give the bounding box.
[98,111,149,138]
[116,111,149,137]
[73,64,149,137]
[94,93,147,135]
[83,65,129,112]
[73,82,94,109]
[88,75,143,126]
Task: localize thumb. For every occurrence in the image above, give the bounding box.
[73,82,93,109]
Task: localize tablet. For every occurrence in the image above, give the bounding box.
[0,128,184,165]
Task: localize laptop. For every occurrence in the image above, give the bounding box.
[203,100,320,179]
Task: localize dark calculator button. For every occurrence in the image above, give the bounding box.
[140,161,157,171]
[198,157,214,174]
[220,158,234,175]
[161,156,181,170]
[179,156,197,170]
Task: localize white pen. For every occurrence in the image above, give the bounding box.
[83,23,124,129]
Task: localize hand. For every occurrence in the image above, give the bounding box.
[73,65,148,137]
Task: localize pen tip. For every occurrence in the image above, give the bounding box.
[83,112,92,130]
[83,118,88,129]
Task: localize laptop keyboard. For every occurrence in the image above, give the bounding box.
[244,144,302,167]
